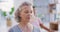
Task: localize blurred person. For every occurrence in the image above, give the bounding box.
[30,6,54,32]
[9,2,40,32]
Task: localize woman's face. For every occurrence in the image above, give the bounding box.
[19,6,34,21]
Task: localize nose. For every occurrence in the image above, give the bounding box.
[28,13,34,18]
[27,13,32,16]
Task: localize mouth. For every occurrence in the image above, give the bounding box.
[26,16,30,19]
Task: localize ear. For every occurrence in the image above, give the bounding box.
[19,12,21,17]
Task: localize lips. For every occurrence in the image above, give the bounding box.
[26,16,31,19]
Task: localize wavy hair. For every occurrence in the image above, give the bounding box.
[15,2,32,22]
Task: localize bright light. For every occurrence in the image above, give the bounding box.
[0,0,14,12]
[58,0,60,3]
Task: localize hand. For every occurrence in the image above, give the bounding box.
[48,29,54,32]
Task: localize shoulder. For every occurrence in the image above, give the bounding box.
[8,25,20,32]
[28,23,40,32]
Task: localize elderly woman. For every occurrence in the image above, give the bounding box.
[9,2,40,32]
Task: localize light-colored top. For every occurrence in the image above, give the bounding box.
[9,25,40,32]
[30,17,42,28]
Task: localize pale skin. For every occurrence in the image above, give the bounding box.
[18,5,54,32]
[18,5,34,32]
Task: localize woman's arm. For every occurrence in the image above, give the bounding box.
[38,18,54,32]
[40,23,54,32]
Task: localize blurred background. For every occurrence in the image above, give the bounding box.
[0,0,60,32]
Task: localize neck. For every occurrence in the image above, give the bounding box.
[19,19,29,27]
[18,19,33,31]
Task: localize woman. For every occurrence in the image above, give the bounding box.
[9,2,40,32]
[30,6,54,32]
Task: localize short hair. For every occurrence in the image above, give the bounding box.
[15,2,32,22]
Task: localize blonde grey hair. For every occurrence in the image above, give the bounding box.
[15,2,32,22]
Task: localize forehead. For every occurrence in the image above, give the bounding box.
[20,6,33,11]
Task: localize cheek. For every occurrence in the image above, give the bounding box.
[20,13,27,18]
